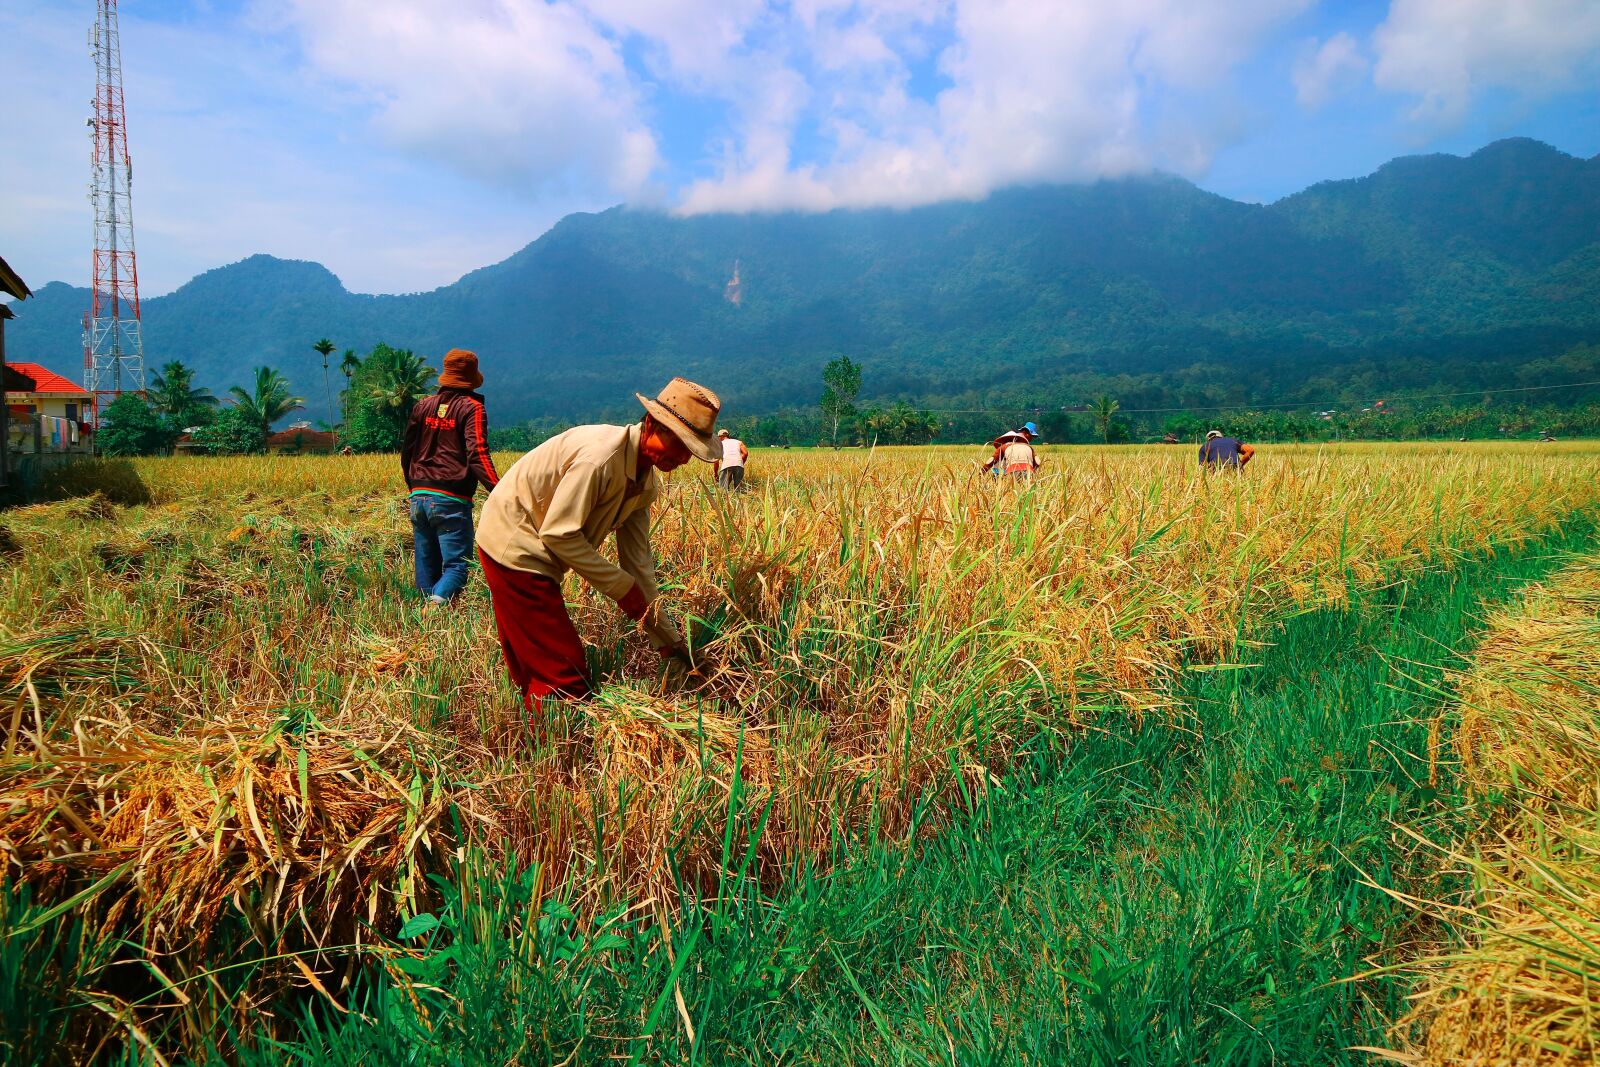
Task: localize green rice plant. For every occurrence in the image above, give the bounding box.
[0,880,124,1065]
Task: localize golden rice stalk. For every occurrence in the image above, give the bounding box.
[1398,553,1600,1067]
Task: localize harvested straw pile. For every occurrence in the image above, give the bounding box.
[1402,553,1600,1066]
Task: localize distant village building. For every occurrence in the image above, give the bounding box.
[7,362,94,423]
[5,362,95,461]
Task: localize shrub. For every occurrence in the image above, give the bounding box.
[190,406,267,455]
[96,395,176,457]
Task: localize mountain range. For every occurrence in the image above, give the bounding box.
[8,137,1599,424]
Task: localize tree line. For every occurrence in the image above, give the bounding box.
[98,340,442,456]
[99,342,1600,457]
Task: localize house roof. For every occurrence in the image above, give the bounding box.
[267,428,339,449]
[0,254,30,302]
[5,362,91,397]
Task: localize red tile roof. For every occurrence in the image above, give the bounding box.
[267,428,339,451]
[6,362,90,396]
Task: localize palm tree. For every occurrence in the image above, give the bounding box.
[147,361,218,424]
[366,346,436,417]
[338,349,361,424]
[229,366,305,439]
[313,338,336,427]
[1091,395,1120,444]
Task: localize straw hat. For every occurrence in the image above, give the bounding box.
[1206,429,1223,440]
[636,377,720,462]
[438,348,483,390]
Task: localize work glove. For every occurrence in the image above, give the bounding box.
[618,585,652,623]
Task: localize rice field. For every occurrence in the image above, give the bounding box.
[1,440,1598,1061]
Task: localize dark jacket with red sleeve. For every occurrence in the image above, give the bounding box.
[401,388,499,500]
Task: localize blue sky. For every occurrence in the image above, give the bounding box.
[3,0,1597,296]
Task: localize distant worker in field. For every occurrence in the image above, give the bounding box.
[714,427,748,491]
[1198,429,1255,470]
[402,348,499,607]
[475,377,718,712]
[982,422,1042,479]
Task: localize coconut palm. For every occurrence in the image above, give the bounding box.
[228,366,305,438]
[313,338,336,426]
[366,346,435,416]
[1091,394,1120,444]
[147,361,217,425]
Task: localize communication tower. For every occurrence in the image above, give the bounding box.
[83,0,145,419]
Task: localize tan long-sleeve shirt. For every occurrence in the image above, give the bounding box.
[476,423,681,647]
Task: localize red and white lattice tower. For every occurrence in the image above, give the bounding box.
[83,0,145,420]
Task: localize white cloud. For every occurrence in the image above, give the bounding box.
[580,0,771,86]
[272,0,1308,217]
[675,0,1311,213]
[1293,32,1368,109]
[0,2,596,295]
[1373,0,1600,127]
[266,0,660,197]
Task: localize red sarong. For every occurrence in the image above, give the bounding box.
[478,548,593,711]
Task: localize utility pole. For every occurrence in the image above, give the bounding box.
[83,0,146,425]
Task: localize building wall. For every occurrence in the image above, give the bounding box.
[5,396,91,421]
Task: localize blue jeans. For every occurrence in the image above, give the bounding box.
[409,494,475,601]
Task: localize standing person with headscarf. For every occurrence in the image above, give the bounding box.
[475,377,721,713]
[402,348,499,607]
[1198,429,1255,470]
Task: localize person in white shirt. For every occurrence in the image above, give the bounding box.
[714,428,749,491]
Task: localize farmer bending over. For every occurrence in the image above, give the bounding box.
[475,377,719,711]
[1198,429,1255,470]
[982,422,1041,479]
[401,348,499,606]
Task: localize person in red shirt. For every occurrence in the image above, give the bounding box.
[401,349,499,605]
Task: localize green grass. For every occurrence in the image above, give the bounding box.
[222,518,1596,1066]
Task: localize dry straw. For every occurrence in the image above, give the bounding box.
[1397,550,1600,1066]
